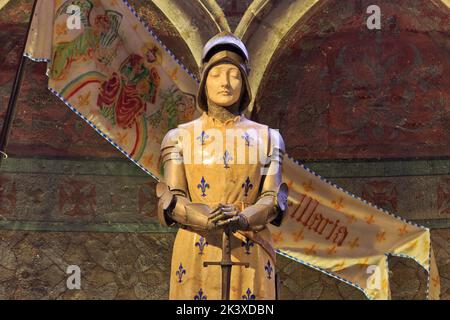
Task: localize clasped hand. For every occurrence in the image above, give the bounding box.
[206,203,249,232]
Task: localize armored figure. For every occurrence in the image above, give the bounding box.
[156,31,288,300]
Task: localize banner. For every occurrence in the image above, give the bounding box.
[0,0,10,11]
[25,0,200,180]
[24,0,439,300]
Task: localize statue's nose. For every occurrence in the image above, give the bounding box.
[219,76,231,87]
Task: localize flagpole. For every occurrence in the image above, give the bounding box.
[0,0,38,167]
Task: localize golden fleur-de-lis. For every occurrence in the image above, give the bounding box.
[398,225,409,236]
[301,180,314,192]
[327,244,337,255]
[358,257,369,269]
[409,240,418,249]
[331,197,344,210]
[55,23,68,36]
[365,214,375,224]
[376,230,386,242]
[346,213,356,224]
[170,67,178,81]
[86,111,101,127]
[349,237,360,249]
[287,180,294,188]
[115,132,129,145]
[132,24,138,31]
[334,261,345,271]
[272,231,283,243]
[78,91,91,107]
[381,279,388,291]
[305,244,316,255]
[432,276,440,287]
[141,154,154,168]
[292,229,304,242]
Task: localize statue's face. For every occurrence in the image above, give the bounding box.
[205,63,242,107]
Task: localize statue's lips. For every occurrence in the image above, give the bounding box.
[218,91,231,95]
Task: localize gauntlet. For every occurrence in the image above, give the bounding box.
[156,181,220,231]
[216,182,289,232]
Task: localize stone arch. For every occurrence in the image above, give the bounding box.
[150,0,230,67]
[235,0,329,114]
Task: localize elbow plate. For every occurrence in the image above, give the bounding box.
[271,182,289,227]
[156,182,177,227]
[244,182,289,228]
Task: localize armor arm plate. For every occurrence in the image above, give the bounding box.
[157,128,189,227]
[241,129,288,228]
[157,128,218,231]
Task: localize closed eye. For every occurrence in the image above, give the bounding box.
[230,71,241,79]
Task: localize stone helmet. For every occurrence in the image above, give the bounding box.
[197,31,252,114]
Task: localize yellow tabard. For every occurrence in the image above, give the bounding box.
[168,111,277,300]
